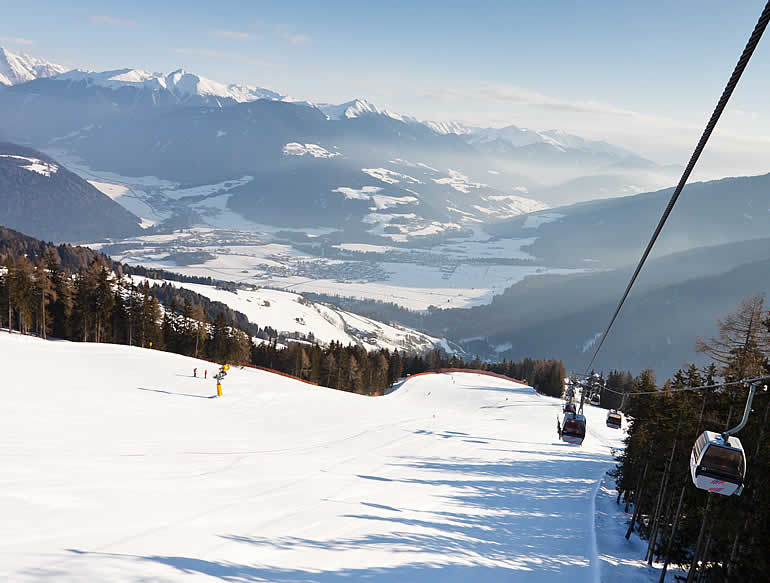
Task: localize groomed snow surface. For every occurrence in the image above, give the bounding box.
[2,334,673,582]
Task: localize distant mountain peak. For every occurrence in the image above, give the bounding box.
[318,98,405,122]
[0,47,67,86]
[422,120,472,135]
[53,67,283,103]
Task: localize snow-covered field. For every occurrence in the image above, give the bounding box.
[135,276,439,352]
[1,334,674,582]
[103,230,583,311]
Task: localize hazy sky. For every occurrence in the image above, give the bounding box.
[4,0,770,177]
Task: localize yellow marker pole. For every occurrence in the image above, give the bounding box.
[217,381,222,397]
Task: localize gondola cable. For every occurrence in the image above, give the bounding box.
[584,0,770,375]
[598,374,770,397]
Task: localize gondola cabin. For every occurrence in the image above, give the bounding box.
[606,410,622,429]
[561,412,586,445]
[690,431,746,496]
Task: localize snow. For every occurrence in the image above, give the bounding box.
[318,98,404,122]
[422,119,472,135]
[102,226,587,311]
[522,213,565,229]
[0,47,67,86]
[467,126,566,150]
[1,332,663,582]
[257,261,579,311]
[283,143,340,159]
[333,243,396,254]
[370,194,419,210]
[335,186,416,208]
[362,168,423,185]
[134,276,439,352]
[54,68,282,103]
[433,169,486,193]
[160,176,254,201]
[86,179,170,227]
[0,154,59,177]
[485,195,548,216]
[332,186,382,200]
[595,474,683,582]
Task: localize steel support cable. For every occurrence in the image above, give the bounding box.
[598,374,770,397]
[585,1,770,374]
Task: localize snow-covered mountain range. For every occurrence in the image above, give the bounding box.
[0,46,644,164]
[318,98,406,122]
[0,47,67,86]
[55,68,283,104]
[0,46,677,235]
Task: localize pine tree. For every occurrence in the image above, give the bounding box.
[210,312,229,363]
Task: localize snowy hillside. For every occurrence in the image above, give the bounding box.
[137,276,440,352]
[54,68,282,103]
[1,333,672,582]
[318,98,404,121]
[0,47,67,86]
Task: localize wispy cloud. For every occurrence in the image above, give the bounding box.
[274,26,311,45]
[422,82,641,118]
[283,33,311,45]
[88,15,136,26]
[173,48,272,67]
[212,29,253,40]
[0,36,34,45]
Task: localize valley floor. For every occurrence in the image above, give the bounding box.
[1,334,673,582]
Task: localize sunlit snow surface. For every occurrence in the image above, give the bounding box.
[283,143,340,158]
[133,276,439,352]
[103,229,582,310]
[0,334,673,582]
[0,154,59,176]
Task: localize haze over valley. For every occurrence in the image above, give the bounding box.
[1,42,769,376]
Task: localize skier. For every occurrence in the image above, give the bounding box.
[193,368,197,378]
[204,370,207,379]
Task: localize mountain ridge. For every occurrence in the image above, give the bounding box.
[0,47,67,86]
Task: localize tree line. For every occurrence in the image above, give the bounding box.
[1,227,565,398]
[611,295,770,582]
[0,249,253,365]
[251,340,565,397]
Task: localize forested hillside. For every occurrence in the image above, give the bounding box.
[1,225,564,396]
[0,142,142,241]
[611,296,770,581]
[425,238,770,377]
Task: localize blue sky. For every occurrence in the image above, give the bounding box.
[3,0,770,175]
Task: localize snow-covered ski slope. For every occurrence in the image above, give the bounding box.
[2,334,657,582]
